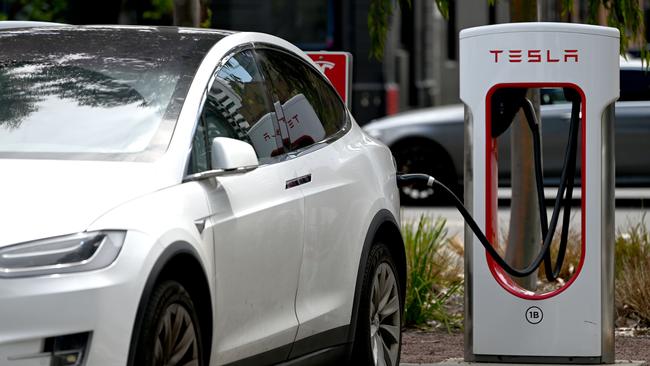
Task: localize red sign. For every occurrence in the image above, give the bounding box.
[306,51,352,107]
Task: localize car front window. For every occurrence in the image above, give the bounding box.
[0,57,178,155]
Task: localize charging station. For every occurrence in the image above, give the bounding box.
[459,23,619,363]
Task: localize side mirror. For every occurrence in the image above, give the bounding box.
[184,137,259,183]
[211,137,259,171]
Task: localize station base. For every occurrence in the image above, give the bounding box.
[401,359,648,366]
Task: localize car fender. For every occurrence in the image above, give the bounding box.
[345,208,405,355]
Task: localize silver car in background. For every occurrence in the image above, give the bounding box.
[364,101,650,204]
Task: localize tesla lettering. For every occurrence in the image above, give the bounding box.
[489,49,579,63]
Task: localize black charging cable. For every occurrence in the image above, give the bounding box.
[521,98,580,281]
[397,95,581,279]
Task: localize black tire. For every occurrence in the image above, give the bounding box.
[392,140,458,206]
[351,243,403,366]
[133,280,204,366]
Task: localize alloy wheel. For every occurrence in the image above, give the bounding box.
[154,303,200,366]
[369,262,401,366]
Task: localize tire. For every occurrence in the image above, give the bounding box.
[133,280,204,366]
[392,140,458,206]
[351,243,403,366]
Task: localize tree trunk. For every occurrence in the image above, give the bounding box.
[505,0,540,291]
[173,0,200,27]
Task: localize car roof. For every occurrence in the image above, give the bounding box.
[0,20,70,29]
[367,104,465,128]
[620,56,645,70]
[0,25,234,73]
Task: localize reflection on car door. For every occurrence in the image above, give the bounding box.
[188,49,304,364]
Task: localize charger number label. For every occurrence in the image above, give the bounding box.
[525,306,543,324]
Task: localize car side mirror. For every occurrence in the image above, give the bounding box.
[211,137,259,171]
[184,137,259,183]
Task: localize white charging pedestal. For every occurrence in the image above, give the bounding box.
[459,23,618,363]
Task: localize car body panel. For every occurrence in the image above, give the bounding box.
[293,122,399,344]
[205,160,305,364]
[0,159,174,248]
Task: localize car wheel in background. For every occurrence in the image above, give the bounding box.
[133,280,204,366]
[351,243,403,366]
[392,140,458,206]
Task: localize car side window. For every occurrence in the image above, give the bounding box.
[620,69,650,101]
[209,49,286,162]
[255,48,347,152]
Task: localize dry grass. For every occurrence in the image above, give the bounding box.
[402,213,650,329]
[498,223,582,290]
[537,226,582,284]
[615,218,650,326]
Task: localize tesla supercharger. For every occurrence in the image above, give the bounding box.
[460,23,618,363]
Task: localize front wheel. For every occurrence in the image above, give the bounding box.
[351,243,403,366]
[133,280,204,366]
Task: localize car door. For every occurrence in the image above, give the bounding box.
[613,102,650,182]
[187,49,305,364]
[255,47,362,356]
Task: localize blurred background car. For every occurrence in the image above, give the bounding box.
[364,98,650,205]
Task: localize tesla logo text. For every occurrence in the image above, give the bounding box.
[314,60,335,73]
[489,49,578,63]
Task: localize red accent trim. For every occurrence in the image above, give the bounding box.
[385,84,400,115]
[489,50,504,63]
[528,50,541,63]
[484,82,587,300]
[546,50,560,63]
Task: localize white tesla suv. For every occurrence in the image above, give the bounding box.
[0,25,405,366]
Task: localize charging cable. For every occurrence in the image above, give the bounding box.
[397,91,581,279]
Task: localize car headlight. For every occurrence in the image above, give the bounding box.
[0,231,126,278]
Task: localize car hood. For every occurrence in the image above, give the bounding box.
[0,159,175,248]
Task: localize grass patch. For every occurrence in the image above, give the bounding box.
[616,217,650,326]
[402,215,463,330]
[402,213,650,330]
[537,225,582,287]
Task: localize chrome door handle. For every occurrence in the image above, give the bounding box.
[285,174,312,189]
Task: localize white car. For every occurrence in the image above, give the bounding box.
[0,25,404,366]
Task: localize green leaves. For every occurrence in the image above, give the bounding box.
[368,0,413,60]
[368,0,648,67]
[595,0,649,68]
[402,215,463,330]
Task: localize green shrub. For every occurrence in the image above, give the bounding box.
[402,215,463,330]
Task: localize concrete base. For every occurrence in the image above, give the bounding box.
[401,359,648,366]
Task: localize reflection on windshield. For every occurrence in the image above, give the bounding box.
[0,27,226,160]
[0,56,177,153]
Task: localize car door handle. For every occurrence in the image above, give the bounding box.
[285,174,312,189]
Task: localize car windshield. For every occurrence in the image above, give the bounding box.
[0,26,226,161]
